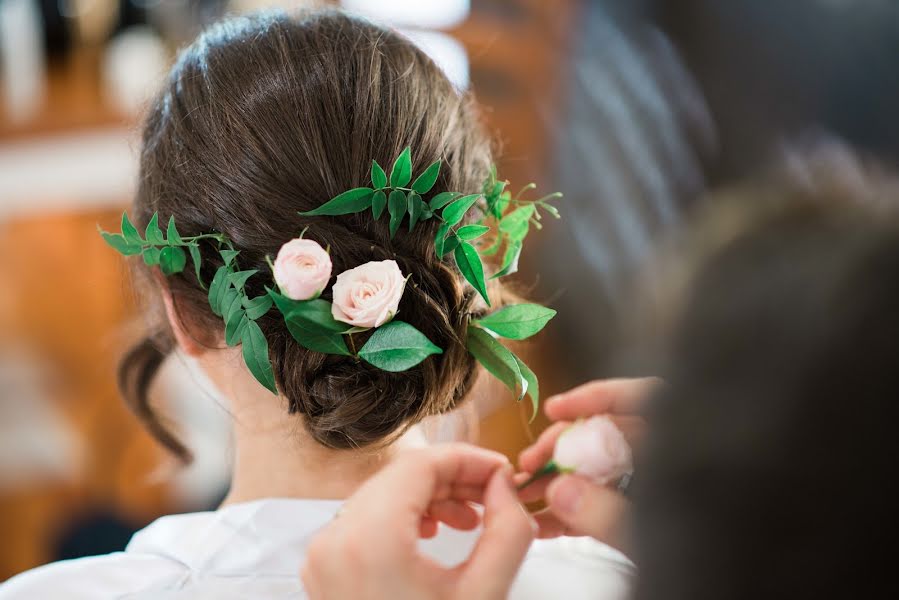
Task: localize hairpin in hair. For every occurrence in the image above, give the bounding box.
[100,147,561,420]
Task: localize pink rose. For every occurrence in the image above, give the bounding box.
[331,260,406,328]
[273,238,333,301]
[553,415,632,484]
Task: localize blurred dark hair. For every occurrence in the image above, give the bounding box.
[120,10,495,459]
[634,157,899,599]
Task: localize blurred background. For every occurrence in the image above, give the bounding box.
[1,0,898,581]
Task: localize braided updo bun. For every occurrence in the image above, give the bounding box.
[120,11,495,456]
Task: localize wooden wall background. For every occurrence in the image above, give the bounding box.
[0,0,579,580]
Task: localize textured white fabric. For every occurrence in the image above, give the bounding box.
[0,498,633,599]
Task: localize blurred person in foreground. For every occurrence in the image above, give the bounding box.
[632,155,899,599]
[303,153,899,599]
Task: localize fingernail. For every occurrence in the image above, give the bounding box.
[549,476,584,515]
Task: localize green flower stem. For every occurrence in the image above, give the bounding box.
[132,233,227,248]
[513,183,536,200]
[516,459,560,491]
[182,233,227,242]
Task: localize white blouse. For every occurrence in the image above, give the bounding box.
[0,498,634,599]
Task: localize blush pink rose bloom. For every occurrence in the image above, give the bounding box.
[273,238,333,301]
[553,415,632,484]
[331,260,406,328]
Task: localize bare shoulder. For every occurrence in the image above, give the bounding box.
[0,552,183,599]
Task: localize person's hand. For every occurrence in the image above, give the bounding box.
[301,443,536,600]
[517,378,657,550]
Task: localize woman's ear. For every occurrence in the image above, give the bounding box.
[157,274,205,357]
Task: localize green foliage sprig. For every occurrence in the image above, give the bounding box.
[299,148,562,420]
[100,213,446,394]
[101,213,279,392]
[299,148,561,309]
[101,147,561,420]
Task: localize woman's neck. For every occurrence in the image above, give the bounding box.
[211,354,427,506]
[222,414,426,506]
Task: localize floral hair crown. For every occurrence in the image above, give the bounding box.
[100,147,561,420]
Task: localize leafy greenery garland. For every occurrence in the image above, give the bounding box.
[100,147,560,419]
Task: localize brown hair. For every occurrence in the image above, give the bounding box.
[121,10,494,458]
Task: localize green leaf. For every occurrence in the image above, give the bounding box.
[208,266,230,316]
[159,246,187,275]
[299,187,374,216]
[101,232,142,256]
[241,320,277,394]
[456,224,490,241]
[121,212,143,245]
[221,249,240,267]
[142,247,161,266]
[408,192,425,230]
[145,213,165,245]
[166,216,183,245]
[429,191,461,211]
[188,244,204,288]
[268,290,347,332]
[284,315,352,355]
[441,233,460,258]
[243,295,274,320]
[455,241,490,305]
[222,288,241,324]
[228,269,258,290]
[475,304,556,340]
[358,321,443,371]
[225,310,248,347]
[513,354,540,422]
[411,160,441,194]
[465,326,526,400]
[434,222,451,258]
[479,234,503,257]
[371,160,388,189]
[491,240,522,279]
[268,289,352,355]
[442,194,482,227]
[389,147,412,187]
[388,190,407,239]
[493,191,511,219]
[371,190,387,220]
[499,205,535,242]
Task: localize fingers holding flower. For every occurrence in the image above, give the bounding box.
[519,416,632,491]
[516,416,633,548]
[552,416,632,484]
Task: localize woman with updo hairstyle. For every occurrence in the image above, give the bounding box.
[0,10,632,599]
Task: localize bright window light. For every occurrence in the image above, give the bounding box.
[400,29,469,90]
[340,0,470,30]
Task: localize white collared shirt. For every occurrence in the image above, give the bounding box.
[0,498,634,599]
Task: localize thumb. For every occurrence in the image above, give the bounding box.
[458,466,536,599]
[546,474,629,550]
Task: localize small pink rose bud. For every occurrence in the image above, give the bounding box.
[553,415,632,484]
[273,238,333,301]
[331,260,406,328]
